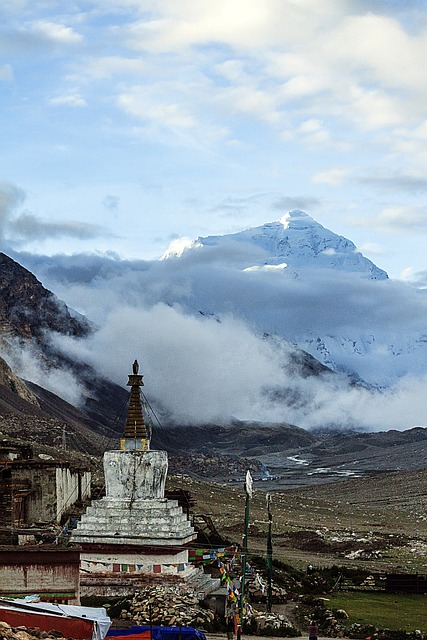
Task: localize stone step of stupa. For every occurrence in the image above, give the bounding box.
[74,519,194,534]
[78,505,188,520]
[184,568,222,599]
[72,529,196,545]
[81,499,184,516]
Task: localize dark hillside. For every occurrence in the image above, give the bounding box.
[0,252,90,341]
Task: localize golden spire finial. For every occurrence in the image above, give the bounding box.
[120,359,150,451]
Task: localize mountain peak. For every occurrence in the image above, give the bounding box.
[163,211,388,280]
[279,209,314,229]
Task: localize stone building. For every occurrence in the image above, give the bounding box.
[0,442,90,603]
[0,441,91,538]
[72,360,206,597]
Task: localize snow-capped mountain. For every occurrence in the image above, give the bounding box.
[163,210,388,281]
[9,210,427,429]
[162,210,427,388]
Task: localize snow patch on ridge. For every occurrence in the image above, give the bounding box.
[243,263,287,272]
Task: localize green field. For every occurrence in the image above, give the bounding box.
[328,592,427,633]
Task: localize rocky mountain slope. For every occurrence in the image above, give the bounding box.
[0,252,128,443]
[0,252,91,342]
[0,355,118,455]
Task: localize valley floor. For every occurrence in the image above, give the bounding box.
[166,469,427,574]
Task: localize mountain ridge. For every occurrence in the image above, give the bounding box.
[163,210,389,280]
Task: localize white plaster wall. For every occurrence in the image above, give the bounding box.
[79,549,195,578]
[0,563,80,603]
[55,469,92,520]
[56,468,73,521]
[81,550,189,569]
[81,472,91,501]
[104,450,168,500]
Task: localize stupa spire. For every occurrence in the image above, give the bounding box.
[120,359,150,451]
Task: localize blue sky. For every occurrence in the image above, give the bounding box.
[4,1,427,430]
[2,0,427,280]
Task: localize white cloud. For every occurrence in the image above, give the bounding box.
[123,0,293,53]
[3,338,86,407]
[118,88,196,129]
[357,242,385,256]
[31,20,83,45]
[398,267,416,282]
[349,205,427,234]
[116,82,230,147]
[56,303,292,424]
[312,168,353,187]
[49,92,87,107]
[344,85,403,130]
[76,56,148,80]
[325,12,427,96]
[297,119,332,146]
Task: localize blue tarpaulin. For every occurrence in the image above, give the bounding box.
[107,626,207,640]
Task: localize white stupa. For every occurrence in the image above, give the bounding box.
[72,360,197,596]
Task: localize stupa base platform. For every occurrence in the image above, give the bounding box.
[72,495,195,546]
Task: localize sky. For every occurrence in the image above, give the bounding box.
[1,1,427,281]
[3,0,427,432]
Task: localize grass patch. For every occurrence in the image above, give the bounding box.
[328,592,427,633]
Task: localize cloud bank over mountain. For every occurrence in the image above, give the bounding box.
[9,211,427,431]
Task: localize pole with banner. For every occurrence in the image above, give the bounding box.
[266,493,273,613]
[239,470,253,638]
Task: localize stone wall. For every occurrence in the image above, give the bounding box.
[17,465,57,523]
[80,572,186,598]
[1,463,91,525]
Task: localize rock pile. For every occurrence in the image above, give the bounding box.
[251,612,295,633]
[247,578,287,604]
[0,621,66,640]
[122,586,216,629]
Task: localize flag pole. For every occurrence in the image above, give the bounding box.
[239,470,253,638]
[266,493,273,613]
